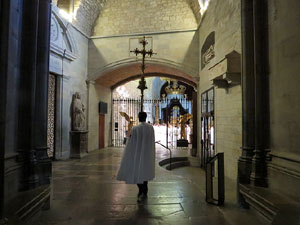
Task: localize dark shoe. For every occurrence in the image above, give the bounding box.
[137,191,142,198]
[137,193,147,203]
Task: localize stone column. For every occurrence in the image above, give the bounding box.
[250,0,269,187]
[35,0,52,186]
[238,0,255,185]
[18,0,40,190]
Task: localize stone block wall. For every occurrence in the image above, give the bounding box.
[88,30,199,82]
[198,0,242,181]
[93,0,198,36]
[215,86,242,180]
[74,0,107,36]
[267,0,300,198]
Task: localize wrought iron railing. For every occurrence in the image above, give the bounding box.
[206,152,224,206]
[155,141,172,170]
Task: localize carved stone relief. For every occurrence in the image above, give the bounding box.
[203,45,215,67]
[201,31,215,69]
[50,5,78,62]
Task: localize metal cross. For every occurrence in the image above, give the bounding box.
[130,36,156,112]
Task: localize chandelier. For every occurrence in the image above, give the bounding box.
[165,80,186,95]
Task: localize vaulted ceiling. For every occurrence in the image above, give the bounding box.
[55,0,202,36]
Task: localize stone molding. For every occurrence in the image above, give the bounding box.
[90,28,198,39]
[268,153,300,178]
[50,5,78,61]
[89,57,199,81]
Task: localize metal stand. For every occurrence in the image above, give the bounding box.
[206,153,225,206]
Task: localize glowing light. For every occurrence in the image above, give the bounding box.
[116,86,129,98]
[198,0,210,15]
[59,9,73,22]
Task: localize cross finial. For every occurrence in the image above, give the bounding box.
[130,36,157,111]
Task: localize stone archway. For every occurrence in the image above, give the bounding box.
[90,61,198,89]
[87,61,198,151]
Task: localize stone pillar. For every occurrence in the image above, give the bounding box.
[35,0,52,186]
[0,1,10,220]
[238,0,269,189]
[238,0,255,185]
[18,0,41,190]
[250,0,269,187]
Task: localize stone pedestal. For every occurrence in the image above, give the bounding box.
[70,131,88,158]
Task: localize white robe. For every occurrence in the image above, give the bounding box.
[117,122,155,184]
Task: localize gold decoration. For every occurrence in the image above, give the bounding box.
[179,113,193,139]
[120,112,134,136]
[165,80,186,95]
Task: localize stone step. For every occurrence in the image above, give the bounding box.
[239,184,300,225]
[165,161,190,170]
[158,157,189,167]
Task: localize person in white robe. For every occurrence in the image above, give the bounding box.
[117,112,155,201]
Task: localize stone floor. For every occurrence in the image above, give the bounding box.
[31,146,269,225]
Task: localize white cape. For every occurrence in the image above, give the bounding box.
[117,122,155,184]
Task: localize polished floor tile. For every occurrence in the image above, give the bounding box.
[31,147,268,225]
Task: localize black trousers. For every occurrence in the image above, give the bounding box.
[137,181,148,195]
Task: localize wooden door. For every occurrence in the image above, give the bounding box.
[99,114,105,149]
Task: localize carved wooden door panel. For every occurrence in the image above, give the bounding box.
[47,74,56,158]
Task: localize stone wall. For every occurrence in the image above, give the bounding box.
[88,30,199,82]
[93,0,198,36]
[88,83,112,150]
[198,0,242,181]
[215,86,242,180]
[267,0,300,198]
[49,6,89,159]
[74,0,107,36]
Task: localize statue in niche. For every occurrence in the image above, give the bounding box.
[72,92,86,131]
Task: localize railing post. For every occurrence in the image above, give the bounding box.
[218,153,225,205]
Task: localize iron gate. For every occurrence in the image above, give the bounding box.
[201,88,215,167]
[112,97,193,148]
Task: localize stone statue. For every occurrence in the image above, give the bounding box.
[72,92,86,131]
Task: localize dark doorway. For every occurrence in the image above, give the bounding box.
[99,114,105,149]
